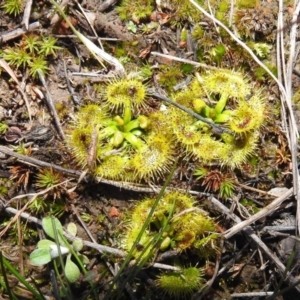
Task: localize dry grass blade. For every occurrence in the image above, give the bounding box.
[277,0,300,233]
[37,70,66,140]
[0,59,32,122]
[22,0,33,30]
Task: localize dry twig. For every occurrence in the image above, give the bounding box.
[223,188,293,239]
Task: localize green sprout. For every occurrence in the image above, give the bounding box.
[127,21,137,33]
[28,56,50,78]
[28,196,48,214]
[1,34,61,79]
[219,178,235,199]
[35,168,63,199]
[22,34,40,54]
[2,48,33,69]
[38,36,62,57]
[2,0,24,16]
[117,0,154,22]
[0,122,9,134]
[29,217,89,283]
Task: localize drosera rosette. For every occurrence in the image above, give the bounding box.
[66,126,103,168]
[202,68,251,100]
[228,93,265,133]
[120,191,219,258]
[167,69,266,168]
[66,104,108,168]
[71,104,108,129]
[129,131,176,182]
[219,131,260,169]
[104,77,148,111]
[147,109,175,138]
[66,76,179,182]
[156,266,205,299]
[95,154,135,182]
[66,102,150,170]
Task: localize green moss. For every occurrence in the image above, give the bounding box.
[2,0,24,16]
[117,0,154,22]
[157,65,184,92]
[192,24,205,40]
[1,33,61,79]
[236,0,257,9]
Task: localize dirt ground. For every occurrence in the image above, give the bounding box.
[1,0,300,299]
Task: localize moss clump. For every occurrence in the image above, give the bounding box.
[117,0,154,23]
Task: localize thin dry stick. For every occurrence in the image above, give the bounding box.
[231,292,274,298]
[63,60,80,106]
[53,35,118,41]
[223,188,293,239]
[50,0,125,76]
[71,204,97,243]
[71,204,117,276]
[150,51,218,69]
[229,0,234,27]
[0,21,40,43]
[150,91,231,134]
[3,206,126,257]
[0,59,32,122]
[22,0,33,30]
[236,182,277,196]
[0,145,205,194]
[0,145,81,177]
[75,1,104,50]
[38,70,66,140]
[0,205,33,237]
[17,208,24,276]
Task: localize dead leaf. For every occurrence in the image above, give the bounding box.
[109,206,120,217]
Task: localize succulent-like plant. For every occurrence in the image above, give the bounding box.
[30,217,88,283]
